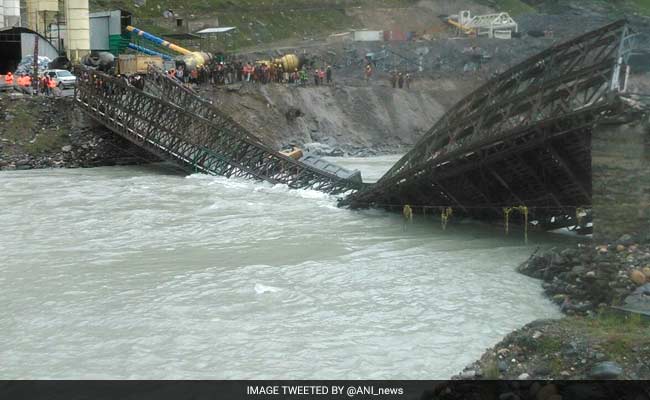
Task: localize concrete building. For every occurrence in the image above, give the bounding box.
[64,0,90,61]
[0,0,21,29]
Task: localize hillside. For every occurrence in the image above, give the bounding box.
[89,0,650,51]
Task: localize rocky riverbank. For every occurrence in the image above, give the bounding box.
[0,94,159,171]
[451,236,650,382]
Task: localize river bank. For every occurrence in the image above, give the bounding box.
[0,94,158,171]
[451,236,650,383]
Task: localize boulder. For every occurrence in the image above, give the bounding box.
[643,267,650,278]
[630,270,647,285]
[460,369,476,379]
[588,361,623,379]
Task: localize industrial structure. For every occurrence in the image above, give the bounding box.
[19,0,89,61]
[447,10,518,38]
[126,26,210,71]
[0,0,20,29]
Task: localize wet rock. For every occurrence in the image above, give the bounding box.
[459,369,476,379]
[588,361,623,379]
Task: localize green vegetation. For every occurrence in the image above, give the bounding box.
[4,107,36,143]
[482,359,500,379]
[24,130,67,155]
[565,311,650,363]
[628,0,650,14]
[485,0,536,16]
[90,0,418,51]
[0,99,70,156]
[92,0,419,16]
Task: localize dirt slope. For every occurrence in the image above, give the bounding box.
[198,76,477,155]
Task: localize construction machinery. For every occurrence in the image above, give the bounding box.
[117,54,164,76]
[127,43,173,61]
[256,54,304,71]
[126,25,211,71]
[81,51,115,72]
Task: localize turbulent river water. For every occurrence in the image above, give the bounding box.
[0,156,565,379]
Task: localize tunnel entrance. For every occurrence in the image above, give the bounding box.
[0,30,22,74]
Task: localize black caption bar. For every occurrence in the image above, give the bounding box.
[1,380,649,400]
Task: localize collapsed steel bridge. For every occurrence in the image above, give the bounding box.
[74,20,638,230]
[74,67,362,195]
[342,20,637,230]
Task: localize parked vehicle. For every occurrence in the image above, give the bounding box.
[44,69,77,89]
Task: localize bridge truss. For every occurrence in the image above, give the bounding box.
[74,68,361,195]
[343,20,637,229]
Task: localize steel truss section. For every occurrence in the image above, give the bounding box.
[74,68,361,195]
[343,21,636,227]
[143,67,267,146]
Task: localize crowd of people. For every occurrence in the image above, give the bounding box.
[164,59,335,87]
[162,59,414,91]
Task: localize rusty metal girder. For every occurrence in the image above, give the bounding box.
[74,68,361,195]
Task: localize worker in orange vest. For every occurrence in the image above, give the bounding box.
[42,75,53,96]
[19,74,32,90]
[47,75,57,95]
[4,72,14,85]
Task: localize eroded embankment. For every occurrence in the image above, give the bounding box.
[196,76,477,156]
